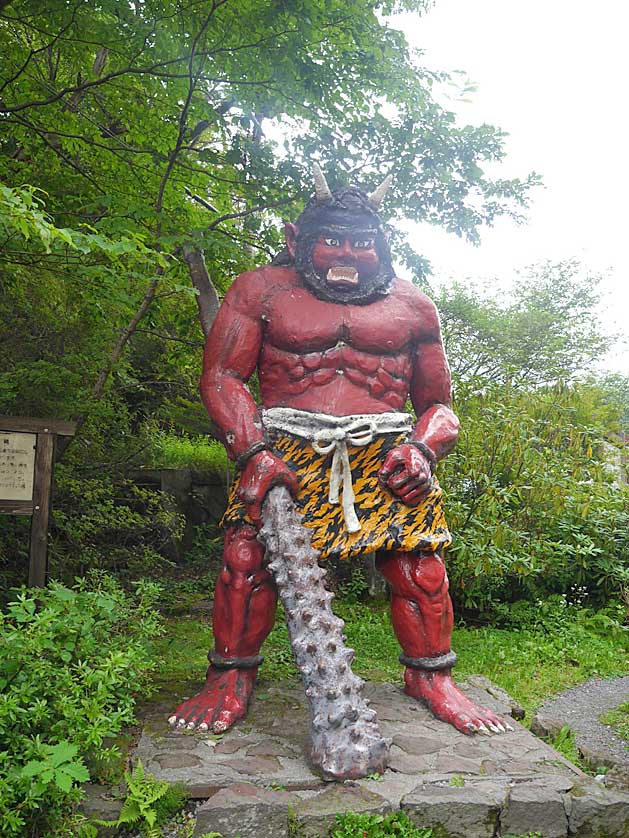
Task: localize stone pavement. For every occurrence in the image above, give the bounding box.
[532,676,629,791]
[134,678,629,837]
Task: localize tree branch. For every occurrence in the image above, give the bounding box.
[134,328,204,348]
[206,198,293,231]
[183,245,220,338]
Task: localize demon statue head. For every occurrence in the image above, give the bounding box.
[275,165,395,305]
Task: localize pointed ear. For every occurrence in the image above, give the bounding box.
[285,222,299,259]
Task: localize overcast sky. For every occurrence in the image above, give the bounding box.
[393,0,629,375]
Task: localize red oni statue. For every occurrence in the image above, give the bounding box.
[169,166,509,743]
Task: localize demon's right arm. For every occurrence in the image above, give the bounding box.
[200,272,266,462]
[200,272,297,524]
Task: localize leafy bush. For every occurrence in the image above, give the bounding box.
[49,467,185,583]
[331,811,432,837]
[441,380,629,613]
[0,574,163,837]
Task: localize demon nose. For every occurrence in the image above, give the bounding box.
[337,240,354,259]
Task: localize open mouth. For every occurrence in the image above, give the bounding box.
[326,266,359,287]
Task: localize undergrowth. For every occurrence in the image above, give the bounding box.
[0,574,163,837]
[330,811,432,837]
[92,760,186,838]
[546,726,590,773]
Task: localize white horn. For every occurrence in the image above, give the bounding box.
[313,162,333,203]
[368,174,393,208]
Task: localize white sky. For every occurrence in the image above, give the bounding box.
[392,0,629,375]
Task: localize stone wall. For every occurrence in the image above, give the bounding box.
[130,468,230,561]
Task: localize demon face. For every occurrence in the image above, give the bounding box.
[281,173,395,305]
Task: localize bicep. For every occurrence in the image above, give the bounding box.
[410,339,452,415]
[202,285,263,383]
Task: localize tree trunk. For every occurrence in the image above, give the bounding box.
[183,245,220,338]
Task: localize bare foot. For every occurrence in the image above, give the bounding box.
[404,669,513,735]
[168,668,257,733]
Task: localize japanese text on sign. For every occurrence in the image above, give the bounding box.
[0,432,36,501]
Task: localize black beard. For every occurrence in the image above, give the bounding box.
[296,261,394,304]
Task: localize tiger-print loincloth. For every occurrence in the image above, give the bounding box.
[221,428,451,561]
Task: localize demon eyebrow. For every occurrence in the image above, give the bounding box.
[318,226,377,237]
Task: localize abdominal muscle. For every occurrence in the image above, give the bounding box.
[258,344,412,416]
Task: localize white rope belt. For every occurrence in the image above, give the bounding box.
[262,408,413,534]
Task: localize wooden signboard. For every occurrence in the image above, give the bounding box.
[0,417,76,586]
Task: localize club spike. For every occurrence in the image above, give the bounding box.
[313,162,333,203]
[368,174,393,209]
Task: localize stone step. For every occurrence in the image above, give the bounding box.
[132,679,629,837]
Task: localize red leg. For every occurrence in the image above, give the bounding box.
[169,524,276,733]
[377,550,510,736]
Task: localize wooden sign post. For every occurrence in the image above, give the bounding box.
[0,417,76,587]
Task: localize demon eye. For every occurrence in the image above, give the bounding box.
[353,239,374,249]
[324,237,341,247]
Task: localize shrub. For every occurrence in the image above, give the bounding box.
[331,811,432,837]
[441,380,629,613]
[0,574,163,837]
[48,467,185,583]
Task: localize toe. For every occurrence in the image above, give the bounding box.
[455,712,478,735]
[213,704,241,731]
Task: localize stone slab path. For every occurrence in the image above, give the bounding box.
[134,678,629,837]
[532,676,629,790]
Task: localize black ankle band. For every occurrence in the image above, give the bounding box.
[400,651,457,671]
[209,652,264,670]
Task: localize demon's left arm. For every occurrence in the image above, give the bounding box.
[379,297,459,505]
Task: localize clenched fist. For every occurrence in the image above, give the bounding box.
[378,443,433,506]
[237,449,299,527]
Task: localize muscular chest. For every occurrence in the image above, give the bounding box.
[263,286,413,354]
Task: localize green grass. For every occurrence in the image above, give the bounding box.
[153,615,214,687]
[546,726,590,773]
[152,599,628,722]
[600,700,629,741]
[145,434,231,472]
